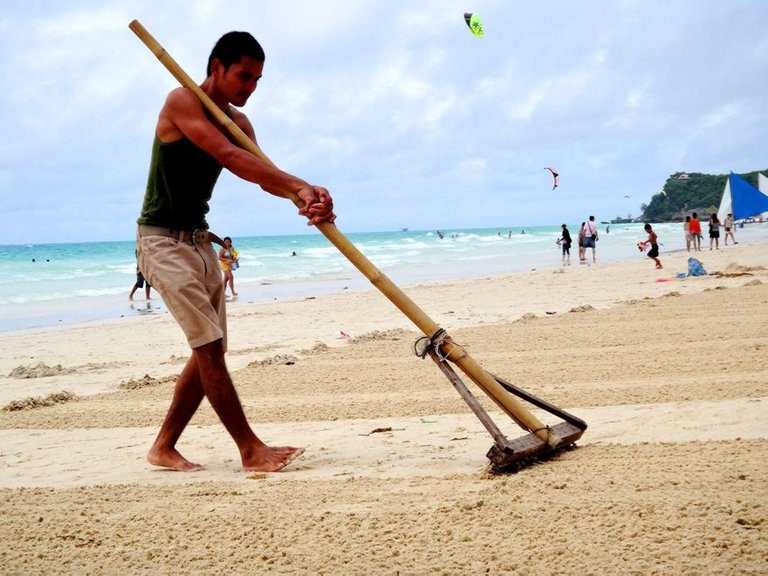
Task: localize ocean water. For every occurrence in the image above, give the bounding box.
[1,222,765,332]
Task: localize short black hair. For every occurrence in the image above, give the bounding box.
[207,31,265,76]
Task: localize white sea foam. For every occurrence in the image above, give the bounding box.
[1,222,767,331]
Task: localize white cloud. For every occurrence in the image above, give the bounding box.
[702,104,739,129]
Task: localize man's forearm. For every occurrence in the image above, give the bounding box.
[221,147,307,200]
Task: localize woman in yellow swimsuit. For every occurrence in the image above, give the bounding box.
[219,236,239,297]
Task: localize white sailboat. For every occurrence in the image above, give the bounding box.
[717,178,732,223]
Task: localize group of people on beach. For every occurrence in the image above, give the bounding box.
[556,216,599,266]
[556,216,662,270]
[554,209,744,273]
[683,212,737,252]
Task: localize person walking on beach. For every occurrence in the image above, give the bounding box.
[129,249,151,300]
[683,215,692,252]
[582,215,598,263]
[135,31,336,473]
[640,223,662,269]
[689,212,702,251]
[577,222,586,263]
[724,213,738,246]
[219,236,239,298]
[556,223,572,266]
[128,265,152,300]
[708,213,721,250]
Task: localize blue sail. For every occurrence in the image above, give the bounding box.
[729,172,768,220]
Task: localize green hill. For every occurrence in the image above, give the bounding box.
[640,170,767,222]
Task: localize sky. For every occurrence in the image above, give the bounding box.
[1,0,767,244]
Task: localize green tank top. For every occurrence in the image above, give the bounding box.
[136,135,224,230]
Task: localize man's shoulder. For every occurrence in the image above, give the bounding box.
[157,88,205,139]
[229,107,255,138]
[164,86,200,110]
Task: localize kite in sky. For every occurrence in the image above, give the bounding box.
[544,167,559,190]
[464,13,484,38]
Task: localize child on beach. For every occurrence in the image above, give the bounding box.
[640,223,662,269]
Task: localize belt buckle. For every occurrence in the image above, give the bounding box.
[191,229,208,245]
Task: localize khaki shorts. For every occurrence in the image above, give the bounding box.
[137,232,227,350]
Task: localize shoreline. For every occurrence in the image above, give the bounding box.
[3,224,767,334]
[5,220,767,334]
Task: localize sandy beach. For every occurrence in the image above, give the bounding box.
[1,243,767,574]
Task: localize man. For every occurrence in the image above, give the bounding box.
[689,212,702,251]
[135,32,336,472]
[582,215,598,263]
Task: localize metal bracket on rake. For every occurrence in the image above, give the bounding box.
[425,349,587,471]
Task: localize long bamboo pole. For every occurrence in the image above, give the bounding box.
[129,19,558,448]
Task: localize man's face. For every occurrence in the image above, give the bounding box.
[216,56,264,107]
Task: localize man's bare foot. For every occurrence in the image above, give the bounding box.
[147,447,204,472]
[241,445,305,472]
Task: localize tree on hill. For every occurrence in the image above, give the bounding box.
[640,170,767,221]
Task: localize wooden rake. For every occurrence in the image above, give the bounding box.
[129,20,587,471]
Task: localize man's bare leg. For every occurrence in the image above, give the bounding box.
[192,340,304,472]
[147,355,206,471]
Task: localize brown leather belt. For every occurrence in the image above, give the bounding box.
[137,225,225,248]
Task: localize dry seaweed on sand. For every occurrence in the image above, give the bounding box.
[3,391,77,411]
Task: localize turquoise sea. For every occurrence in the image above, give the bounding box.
[2,222,766,332]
